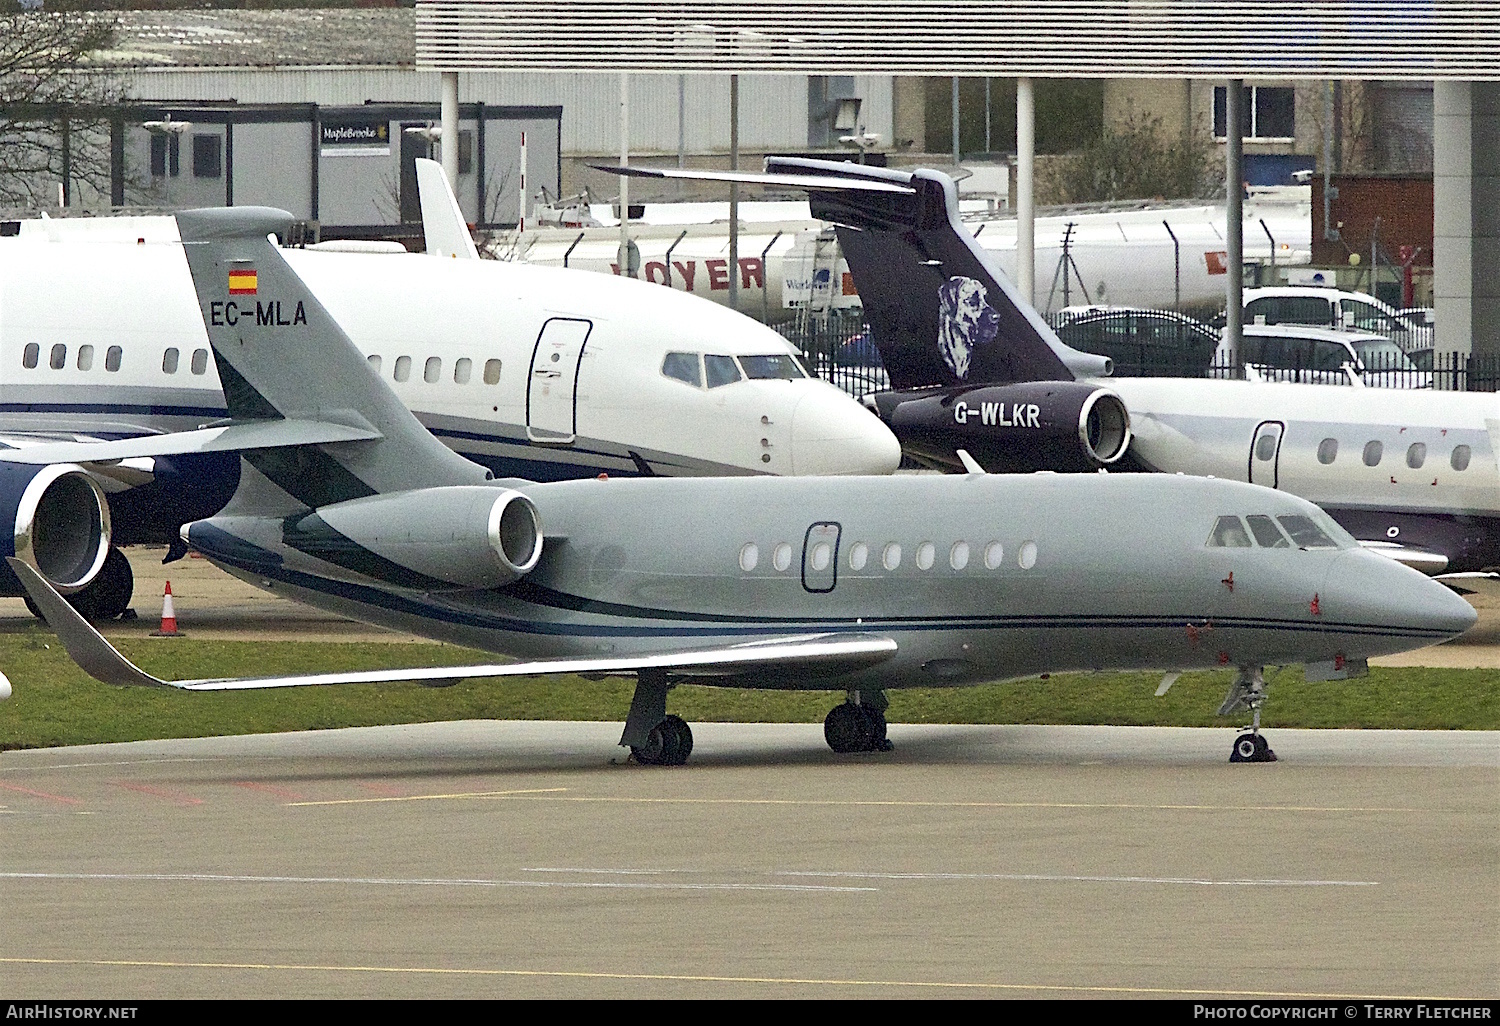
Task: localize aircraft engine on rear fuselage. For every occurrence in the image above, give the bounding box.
[865,381,1132,474]
[0,462,112,595]
[282,486,543,590]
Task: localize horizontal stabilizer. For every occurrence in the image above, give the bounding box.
[0,419,382,465]
[590,164,916,194]
[8,557,896,692]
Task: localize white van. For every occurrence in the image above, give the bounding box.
[1243,286,1431,352]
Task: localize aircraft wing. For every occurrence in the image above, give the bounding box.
[7,557,896,692]
[590,164,917,194]
[1357,540,1450,575]
[0,418,382,465]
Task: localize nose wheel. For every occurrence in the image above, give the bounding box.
[824,692,893,754]
[1220,666,1278,763]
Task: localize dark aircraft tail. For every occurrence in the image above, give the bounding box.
[597,157,1109,390]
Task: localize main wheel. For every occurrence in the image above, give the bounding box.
[85,548,134,621]
[859,706,893,752]
[1230,732,1275,763]
[661,714,693,765]
[824,703,874,754]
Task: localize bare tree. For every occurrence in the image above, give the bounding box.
[0,5,121,208]
[1040,111,1223,205]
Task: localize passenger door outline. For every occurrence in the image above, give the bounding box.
[801,522,841,594]
[526,317,592,443]
[1249,420,1286,489]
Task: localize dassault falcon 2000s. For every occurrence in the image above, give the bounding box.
[5,207,1474,765]
[610,157,1500,578]
[0,162,897,621]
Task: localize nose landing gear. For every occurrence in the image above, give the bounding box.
[824,690,893,754]
[1220,666,1278,763]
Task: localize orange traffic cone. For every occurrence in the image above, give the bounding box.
[149,581,183,637]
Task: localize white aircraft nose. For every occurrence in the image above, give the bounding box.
[1326,549,1477,641]
[789,385,902,475]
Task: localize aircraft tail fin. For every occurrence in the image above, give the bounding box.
[174,207,489,509]
[416,157,480,260]
[597,158,1109,390]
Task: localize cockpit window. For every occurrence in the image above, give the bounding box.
[1207,516,1253,548]
[738,354,806,380]
[1277,514,1338,549]
[704,354,742,388]
[1245,514,1291,548]
[662,351,702,387]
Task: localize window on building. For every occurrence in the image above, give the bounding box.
[458,130,474,175]
[149,133,180,178]
[192,134,222,179]
[1214,85,1295,140]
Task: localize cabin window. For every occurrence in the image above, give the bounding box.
[21,343,38,369]
[738,542,759,572]
[424,357,442,384]
[916,541,936,570]
[1317,438,1338,464]
[1277,515,1338,549]
[394,355,412,382]
[1246,514,1291,548]
[810,542,832,572]
[1406,442,1427,469]
[190,348,208,375]
[1255,433,1278,462]
[984,541,1004,569]
[1362,440,1383,467]
[49,344,66,370]
[105,346,121,372]
[367,354,382,374]
[1018,540,1039,569]
[950,541,970,570]
[1208,516,1253,547]
[662,352,702,387]
[483,359,502,385]
[161,348,179,374]
[454,357,472,384]
[772,542,792,572]
[1452,445,1472,472]
[704,354,742,388]
[882,542,902,570]
[76,345,93,371]
[848,541,869,571]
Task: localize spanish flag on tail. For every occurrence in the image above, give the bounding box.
[227,267,258,295]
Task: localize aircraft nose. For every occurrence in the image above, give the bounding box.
[789,385,902,475]
[1325,549,1477,640]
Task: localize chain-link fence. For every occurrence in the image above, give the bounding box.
[779,309,1500,393]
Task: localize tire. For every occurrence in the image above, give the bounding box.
[662,714,693,765]
[824,704,873,754]
[1231,733,1274,763]
[632,718,683,766]
[87,548,134,621]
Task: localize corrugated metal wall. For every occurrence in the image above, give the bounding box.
[122,69,893,156]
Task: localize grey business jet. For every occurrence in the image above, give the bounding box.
[3,208,1475,765]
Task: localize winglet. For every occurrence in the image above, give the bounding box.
[6,557,165,688]
[415,158,480,260]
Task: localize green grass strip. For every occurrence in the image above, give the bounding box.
[0,627,1495,751]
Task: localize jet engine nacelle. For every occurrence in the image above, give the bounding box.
[286,486,543,591]
[868,381,1132,474]
[0,462,112,595]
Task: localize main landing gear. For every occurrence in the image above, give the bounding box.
[1219,666,1278,764]
[620,669,694,766]
[23,547,134,623]
[824,690,893,754]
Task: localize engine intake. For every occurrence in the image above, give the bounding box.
[1,463,112,594]
[284,486,543,591]
[873,381,1133,473]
